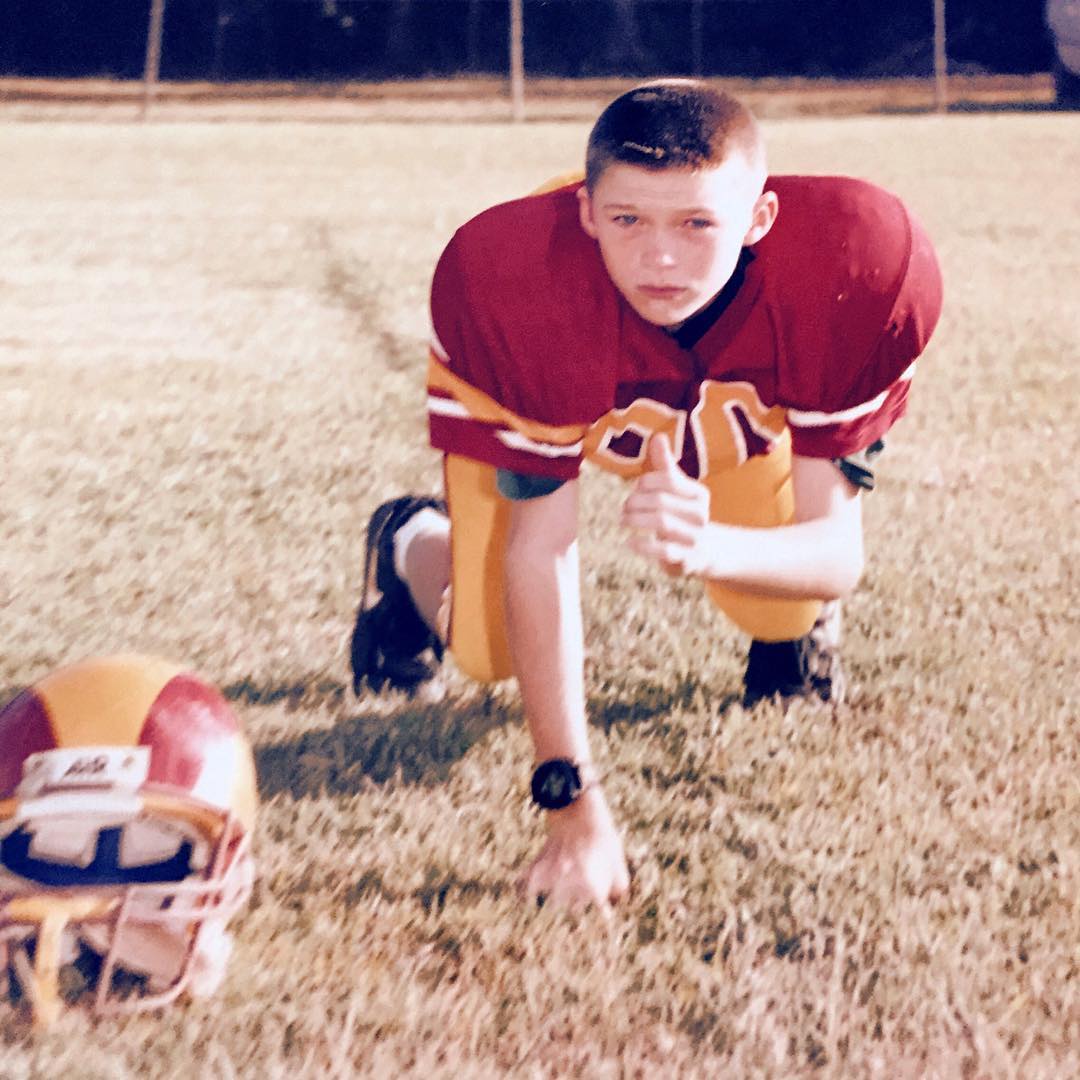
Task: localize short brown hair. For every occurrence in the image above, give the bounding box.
[585,80,764,191]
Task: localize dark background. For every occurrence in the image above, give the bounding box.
[0,1,1055,81]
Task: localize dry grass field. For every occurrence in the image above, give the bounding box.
[1,97,1078,1077]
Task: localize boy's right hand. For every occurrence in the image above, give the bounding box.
[519,787,630,912]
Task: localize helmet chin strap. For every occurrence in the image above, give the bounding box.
[5,895,116,1027]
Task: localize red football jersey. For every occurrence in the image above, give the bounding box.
[427,176,942,481]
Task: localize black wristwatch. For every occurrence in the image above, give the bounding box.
[530,758,599,811]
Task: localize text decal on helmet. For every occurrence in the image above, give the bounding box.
[17,746,152,799]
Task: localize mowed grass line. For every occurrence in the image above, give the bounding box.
[0,114,1077,1077]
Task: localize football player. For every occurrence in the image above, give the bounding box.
[350,81,942,911]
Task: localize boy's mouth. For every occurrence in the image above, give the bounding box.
[638,285,688,299]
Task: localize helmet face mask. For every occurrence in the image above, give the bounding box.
[0,656,257,1026]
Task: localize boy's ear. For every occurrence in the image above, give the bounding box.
[578,185,599,239]
[743,189,779,246]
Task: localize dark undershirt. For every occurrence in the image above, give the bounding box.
[669,247,755,350]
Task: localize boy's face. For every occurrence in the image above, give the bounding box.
[578,157,776,328]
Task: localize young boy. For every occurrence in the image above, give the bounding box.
[350,81,942,911]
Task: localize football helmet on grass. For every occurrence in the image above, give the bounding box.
[0,654,256,1026]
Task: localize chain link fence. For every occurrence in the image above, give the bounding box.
[0,1,1055,83]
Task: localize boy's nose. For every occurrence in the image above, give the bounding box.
[642,234,676,269]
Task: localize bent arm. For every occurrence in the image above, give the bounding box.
[703,455,865,599]
[624,445,865,600]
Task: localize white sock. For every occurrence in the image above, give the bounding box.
[392,506,449,583]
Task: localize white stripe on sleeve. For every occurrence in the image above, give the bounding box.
[787,362,916,428]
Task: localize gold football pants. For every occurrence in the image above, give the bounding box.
[442,439,821,684]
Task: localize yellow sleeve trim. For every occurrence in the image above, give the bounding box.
[427,353,590,449]
[529,171,585,196]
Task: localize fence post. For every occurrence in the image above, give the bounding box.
[141,0,166,120]
[933,0,947,113]
[509,0,525,121]
[691,0,704,77]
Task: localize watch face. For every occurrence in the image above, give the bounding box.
[531,759,582,811]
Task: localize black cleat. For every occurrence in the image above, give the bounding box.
[349,495,447,695]
[741,601,846,708]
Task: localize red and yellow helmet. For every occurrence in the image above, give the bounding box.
[0,654,257,1026]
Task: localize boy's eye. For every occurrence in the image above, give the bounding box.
[612,214,639,226]
[686,218,714,230]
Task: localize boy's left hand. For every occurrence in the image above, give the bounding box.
[621,433,712,577]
